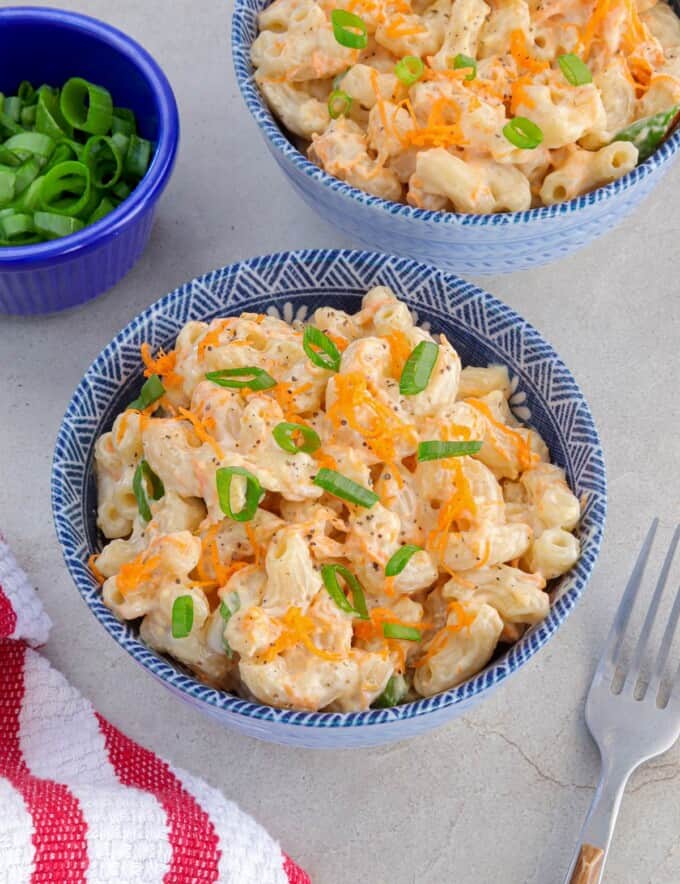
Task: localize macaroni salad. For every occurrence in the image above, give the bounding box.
[250,0,680,211]
[92,288,581,711]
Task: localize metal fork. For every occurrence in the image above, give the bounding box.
[565,520,680,884]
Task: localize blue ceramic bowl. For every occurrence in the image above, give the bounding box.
[0,7,179,315]
[52,249,606,747]
[232,0,680,275]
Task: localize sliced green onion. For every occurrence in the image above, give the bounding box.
[372,673,408,708]
[557,54,592,86]
[89,195,116,224]
[18,81,36,104]
[503,117,543,149]
[614,105,680,162]
[112,106,137,136]
[171,595,194,639]
[205,366,277,391]
[385,544,422,577]
[132,459,165,522]
[0,112,23,137]
[417,440,483,461]
[0,146,21,167]
[125,133,152,179]
[303,325,341,371]
[0,168,15,206]
[3,131,55,161]
[20,106,37,128]
[216,466,263,522]
[328,89,353,119]
[83,135,124,188]
[331,9,369,49]
[14,156,41,195]
[60,77,113,134]
[0,212,37,245]
[272,421,321,454]
[127,373,165,410]
[18,176,45,212]
[112,180,132,201]
[33,211,83,239]
[36,85,73,140]
[452,53,477,81]
[399,340,438,395]
[39,161,91,217]
[220,591,241,622]
[383,622,421,641]
[313,467,378,508]
[394,56,424,86]
[321,564,369,619]
[4,96,22,123]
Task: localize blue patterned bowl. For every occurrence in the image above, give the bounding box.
[231,0,680,275]
[52,249,606,747]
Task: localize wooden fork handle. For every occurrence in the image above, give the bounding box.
[568,844,604,883]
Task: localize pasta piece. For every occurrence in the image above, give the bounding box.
[524,527,580,578]
[443,564,549,625]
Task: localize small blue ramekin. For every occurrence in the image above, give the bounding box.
[0,7,180,315]
[232,0,680,275]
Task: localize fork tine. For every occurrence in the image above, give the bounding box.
[649,573,680,702]
[594,518,659,684]
[622,523,680,696]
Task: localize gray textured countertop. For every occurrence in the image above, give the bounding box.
[1,1,680,881]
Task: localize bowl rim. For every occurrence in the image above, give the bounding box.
[51,247,607,732]
[231,0,680,228]
[0,5,179,266]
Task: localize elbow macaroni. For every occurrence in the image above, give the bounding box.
[250,0,680,212]
[93,287,581,711]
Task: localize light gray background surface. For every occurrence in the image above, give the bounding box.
[1,2,679,881]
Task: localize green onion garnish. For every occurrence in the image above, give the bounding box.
[127,374,165,411]
[216,466,263,522]
[38,160,91,217]
[303,325,341,372]
[503,117,544,149]
[272,421,321,454]
[331,9,368,49]
[60,77,113,135]
[0,78,150,243]
[321,564,369,619]
[328,89,353,119]
[383,622,421,641]
[132,459,165,522]
[219,591,241,622]
[313,467,378,508]
[171,595,194,639]
[206,366,277,391]
[385,544,422,577]
[394,56,424,86]
[452,53,477,81]
[399,341,438,395]
[614,105,680,162]
[83,134,124,189]
[557,54,592,86]
[372,673,408,708]
[417,440,483,461]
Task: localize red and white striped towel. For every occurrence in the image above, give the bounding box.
[0,535,310,884]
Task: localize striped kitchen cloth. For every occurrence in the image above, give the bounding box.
[0,534,310,884]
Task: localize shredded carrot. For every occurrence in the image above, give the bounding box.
[427,459,477,555]
[261,606,343,663]
[466,397,536,471]
[115,408,152,445]
[353,606,429,643]
[381,329,412,378]
[88,553,105,586]
[245,523,263,567]
[327,371,416,463]
[177,407,224,460]
[384,576,396,597]
[325,331,349,352]
[140,343,183,390]
[116,553,162,596]
[382,14,425,40]
[313,450,338,471]
[510,74,536,114]
[509,30,549,74]
[197,319,235,360]
[272,381,313,423]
